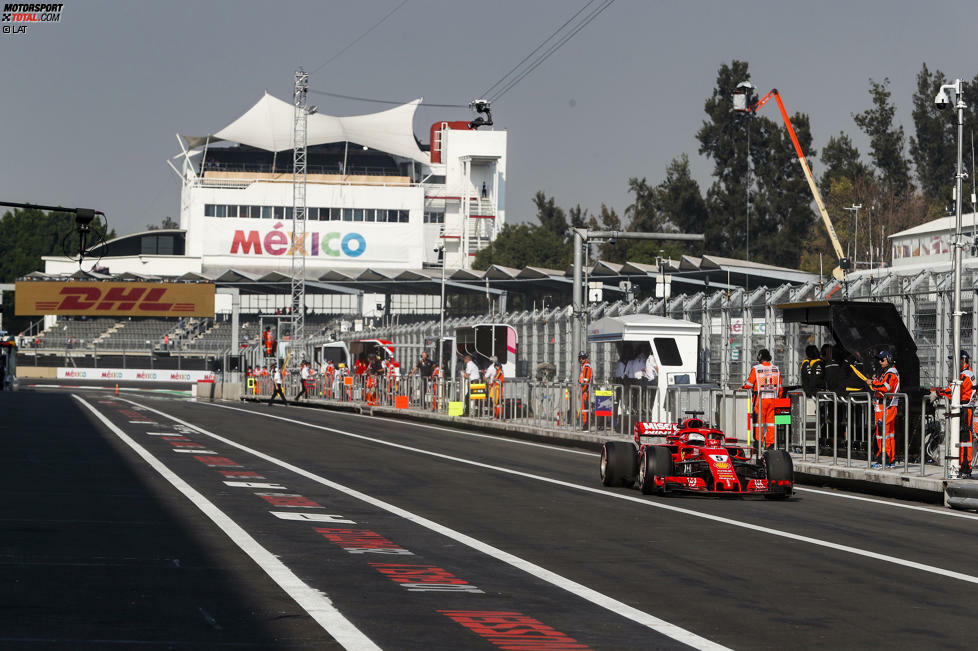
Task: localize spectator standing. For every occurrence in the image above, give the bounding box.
[410,351,435,405]
[295,361,313,403]
[463,354,481,382]
[268,364,287,406]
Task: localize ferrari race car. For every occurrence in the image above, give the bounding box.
[599,417,793,499]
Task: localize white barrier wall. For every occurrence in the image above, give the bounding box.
[57,368,215,383]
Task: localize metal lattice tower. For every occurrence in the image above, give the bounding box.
[289,67,309,369]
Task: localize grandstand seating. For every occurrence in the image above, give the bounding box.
[95,318,182,350]
[38,318,117,348]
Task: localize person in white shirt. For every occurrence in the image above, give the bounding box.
[268,364,287,405]
[624,354,646,380]
[484,356,498,384]
[295,361,313,403]
[463,355,481,381]
[644,348,659,384]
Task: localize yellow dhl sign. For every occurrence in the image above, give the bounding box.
[16,281,216,317]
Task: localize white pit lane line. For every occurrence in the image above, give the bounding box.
[270,402,977,519]
[793,486,978,520]
[118,398,730,651]
[186,400,978,588]
[72,395,381,651]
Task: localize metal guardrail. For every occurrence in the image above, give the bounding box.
[244,375,955,480]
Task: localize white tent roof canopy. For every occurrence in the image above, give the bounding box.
[183,92,430,164]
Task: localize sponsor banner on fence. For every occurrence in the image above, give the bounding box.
[57,368,215,383]
[15,281,215,317]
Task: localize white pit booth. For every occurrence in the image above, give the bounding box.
[587,314,701,422]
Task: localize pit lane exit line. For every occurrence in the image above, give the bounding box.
[196,401,978,587]
[120,398,730,651]
[72,395,380,651]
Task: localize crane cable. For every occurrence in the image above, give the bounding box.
[489,0,616,102]
[310,0,410,75]
[480,0,599,99]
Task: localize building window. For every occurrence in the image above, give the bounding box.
[353,209,364,222]
[331,208,341,221]
[157,235,174,255]
[307,207,318,220]
[251,205,261,219]
[204,204,216,217]
[365,209,375,222]
[424,211,445,224]
[261,206,273,219]
[343,208,353,222]
[226,205,238,218]
[398,210,409,223]
[215,204,227,218]
[274,206,284,220]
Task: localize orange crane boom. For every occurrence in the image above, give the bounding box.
[752,89,849,279]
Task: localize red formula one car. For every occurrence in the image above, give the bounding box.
[599,417,793,499]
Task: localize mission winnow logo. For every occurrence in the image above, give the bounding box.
[2,3,63,34]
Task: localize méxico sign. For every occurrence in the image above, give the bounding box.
[15,281,216,317]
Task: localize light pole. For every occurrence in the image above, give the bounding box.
[935,78,967,477]
[570,229,704,372]
[843,204,862,269]
[734,81,755,261]
[437,245,447,366]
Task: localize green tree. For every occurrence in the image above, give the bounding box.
[532,191,569,241]
[146,216,180,230]
[853,78,913,197]
[696,60,753,258]
[0,207,114,334]
[820,132,870,196]
[472,223,570,270]
[749,107,820,268]
[909,63,956,203]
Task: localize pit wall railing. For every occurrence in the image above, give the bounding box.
[304,269,978,394]
[245,373,960,480]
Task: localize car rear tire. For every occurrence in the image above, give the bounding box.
[651,446,674,495]
[600,441,636,487]
[764,449,793,500]
[638,449,655,494]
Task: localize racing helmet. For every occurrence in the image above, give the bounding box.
[877,350,893,364]
[686,433,706,446]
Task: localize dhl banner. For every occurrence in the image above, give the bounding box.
[15,282,215,317]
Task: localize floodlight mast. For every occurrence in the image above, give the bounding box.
[736,88,850,280]
[290,67,309,370]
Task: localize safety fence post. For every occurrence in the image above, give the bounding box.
[814,391,838,465]
[894,392,909,473]
[786,389,806,456]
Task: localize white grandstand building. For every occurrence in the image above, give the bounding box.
[45,93,506,277]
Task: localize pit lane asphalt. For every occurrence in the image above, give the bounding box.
[8,387,978,649]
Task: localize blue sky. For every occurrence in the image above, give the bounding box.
[0,0,973,235]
